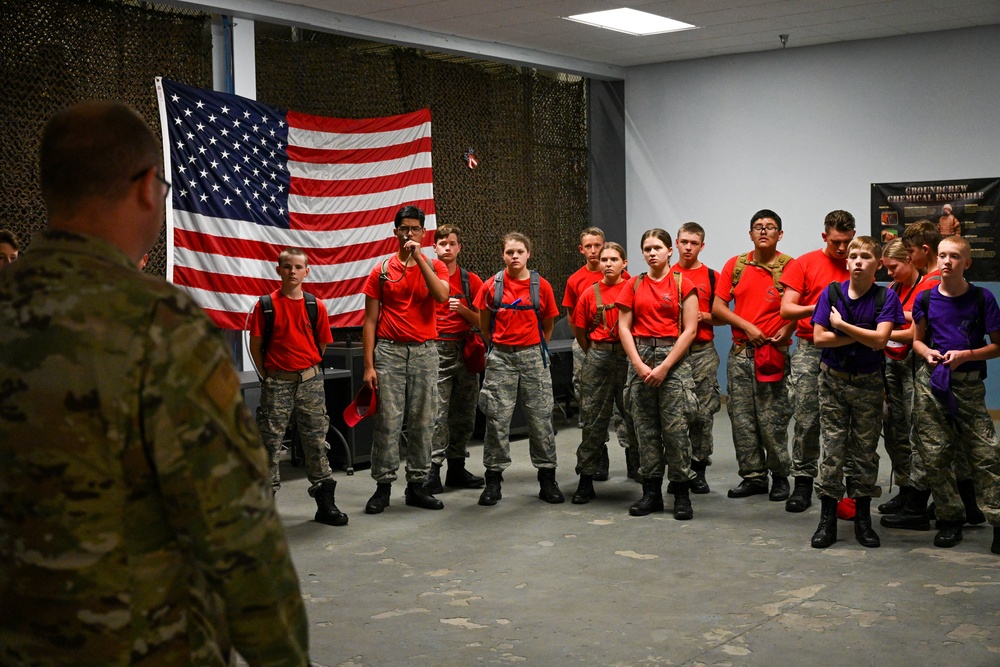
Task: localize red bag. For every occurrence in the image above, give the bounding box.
[884,340,910,361]
[463,331,487,374]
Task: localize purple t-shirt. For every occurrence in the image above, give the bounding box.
[811,281,905,374]
[912,283,1000,374]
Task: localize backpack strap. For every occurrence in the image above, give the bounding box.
[258,292,322,368]
[708,267,717,305]
[488,269,549,366]
[303,292,322,356]
[259,294,275,367]
[734,252,792,295]
[589,282,618,336]
[459,267,473,308]
[674,271,685,331]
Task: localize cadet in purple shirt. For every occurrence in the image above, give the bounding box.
[908,236,1000,554]
[809,237,904,549]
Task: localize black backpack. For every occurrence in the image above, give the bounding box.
[489,269,548,366]
[259,292,321,363]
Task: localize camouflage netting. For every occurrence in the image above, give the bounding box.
[0,2,589,304]
[0,0,212,279]
[255,27,589,308]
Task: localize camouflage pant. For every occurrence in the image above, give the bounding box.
[576,347,637,475]
[726,345,792,481]
[371,340,439,483]
[432,339,480,464]
[788,339,821,478]
[256,372,333,491]
[479,346,556,471]
[913,363,1000,525]
[815,369,883,499]
[687,343,721,463]
[574,339,630,447]
[883,352,919,487]
[625,344,697,482]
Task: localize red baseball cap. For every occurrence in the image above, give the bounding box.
[754,344,786,383]
[343,386,377,427]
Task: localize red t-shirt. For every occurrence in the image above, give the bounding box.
[562,264,631,308]
[475,271,560,346]
[717,252,788,343]
[892,274,936,328]
[615,272,696,339]
[562,265,604,308]
[670,262,718,344]
[250,290,333,372]
[436,267,484,338]
[779,249,849,341]
[362,255,449,343]
[571,280,627,343]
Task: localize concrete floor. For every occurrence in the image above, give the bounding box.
[273,412,1000,667]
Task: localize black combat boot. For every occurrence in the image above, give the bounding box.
[957,478,986,525]
[445,457,485,489]
[365,482,392,514]
[594,445,610,482]
[728,478,768,498]
[478,470,503,506]
[785,476,813,513]
[934,521,964,548]
[877,485,912,514]
[538,468,565,504]
[405,481,444,510]
[673,481,693,520]
[690,459,710,494]
[811,496,839,548]
[423,463,444,495]
[880,488,931,530]
[629,478,664,516]
[769,475,790,501]
[854,497,880,548]
[312,480,349,526]
[572,474,596,504]
[992,527,1000,555]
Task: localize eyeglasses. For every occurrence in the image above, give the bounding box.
[751,225,779,235]
[131,167,172,197]
[398,225,423,235]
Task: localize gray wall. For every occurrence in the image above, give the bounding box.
[623,25,1000,407]
[588,79,627,247]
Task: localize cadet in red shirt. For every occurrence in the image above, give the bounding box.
[250,247,345,526]
[778,209,856,512]
[876,239,934,514]
[568,242,638,503]
[424,224,486,493]
[712,209,795,502]
[670,222,721,494]
[618,229,700,520]
[361,205,450,515]
[475,232,562,506]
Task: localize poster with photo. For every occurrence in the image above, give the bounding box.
[871,177,1000,281]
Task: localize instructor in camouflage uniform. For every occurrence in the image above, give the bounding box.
[0,102,308,665]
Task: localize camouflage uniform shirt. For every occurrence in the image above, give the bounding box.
[0,231,309,666]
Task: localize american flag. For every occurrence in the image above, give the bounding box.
[155,77,436,329]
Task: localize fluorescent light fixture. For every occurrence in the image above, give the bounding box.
[564,8,696,36]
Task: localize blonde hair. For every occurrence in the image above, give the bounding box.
[882,239,909,262]
[848,236,881,259]
[601,242,626,261]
